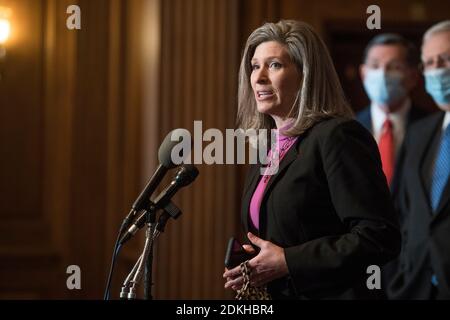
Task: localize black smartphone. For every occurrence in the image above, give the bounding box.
[224,237,257,269]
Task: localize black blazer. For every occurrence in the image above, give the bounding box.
[388,112,450,299]
[356,105,428,198]
[240,117,401,299]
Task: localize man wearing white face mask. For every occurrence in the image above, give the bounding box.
[389,20,450,300]
[357,34,428,195]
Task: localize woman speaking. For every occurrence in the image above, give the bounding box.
[223,20,400,299]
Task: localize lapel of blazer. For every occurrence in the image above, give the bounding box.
[392,106,424,195]
[357,106,373,133]
[418,113,445,217]
[431,114,450,221]
[241,135,302,236]
[257,137,300,236]
[241,163,262,233]
[261,140,299,201]
[242,163,261,196]
[433,180,450,221]
[407,105,424,126]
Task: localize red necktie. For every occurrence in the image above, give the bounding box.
[378,118,394,185]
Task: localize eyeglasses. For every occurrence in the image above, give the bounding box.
[421,52,450,71]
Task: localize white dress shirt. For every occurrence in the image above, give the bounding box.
[442,111,450,130]
[370,99,411,158]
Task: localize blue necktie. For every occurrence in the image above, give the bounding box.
[430,124,450,212]
[429,123,450,288]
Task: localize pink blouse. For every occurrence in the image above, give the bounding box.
[249,129,298,230]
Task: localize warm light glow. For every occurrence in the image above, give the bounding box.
[0,6,11,45]
[0,18,10,44]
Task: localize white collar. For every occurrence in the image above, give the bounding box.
[443,111,450,130]
[370,99,411,130]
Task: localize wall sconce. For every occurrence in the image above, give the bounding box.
[0,6,11,80]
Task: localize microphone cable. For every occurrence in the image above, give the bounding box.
[104,210,136,300]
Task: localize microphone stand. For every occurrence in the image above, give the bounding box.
[142,202,182,299]
[120,223,158,300]
[119,253,142,299]
[120,205,158,300]
[119,203,181,300]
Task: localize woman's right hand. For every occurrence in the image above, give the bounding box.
[224,232,289,289]
[223,244,257,291]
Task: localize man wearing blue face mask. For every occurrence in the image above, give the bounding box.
[389,20,450,300]
[357,34,429,300]
[357,34,428,195]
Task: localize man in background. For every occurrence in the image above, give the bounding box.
[357,33,428,298]
[358,33,428,196]
[389,20,450,300]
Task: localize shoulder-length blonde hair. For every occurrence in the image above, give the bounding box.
[237,20,353,136]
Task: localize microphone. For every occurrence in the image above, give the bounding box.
[132,129,187,212]
[120,129,187,233]
[104,129,188,300]
[119,164,199,245]
[153,164,199,210]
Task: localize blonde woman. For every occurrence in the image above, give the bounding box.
[223,20,400,299]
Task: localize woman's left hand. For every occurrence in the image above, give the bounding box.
[223,232,289,289]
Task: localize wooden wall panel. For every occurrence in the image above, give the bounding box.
[0,0,150,299]
[105,0,160,299]
[0,0,63,299]
[155,0,240,299]
[279,0,450,34]
[0,0,43,220]
[239,0,279,45]
[66,0,110,298]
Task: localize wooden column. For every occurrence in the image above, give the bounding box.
[155,0,240,299]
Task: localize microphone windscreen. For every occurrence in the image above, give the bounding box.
[175,164,199,186]
[158,129,187,168]
[182,164,199,182]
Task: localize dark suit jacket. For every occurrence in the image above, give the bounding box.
[356,105,428,299]
[388,112,450,299]
[240,117,401,299]
[356,105,428,198]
